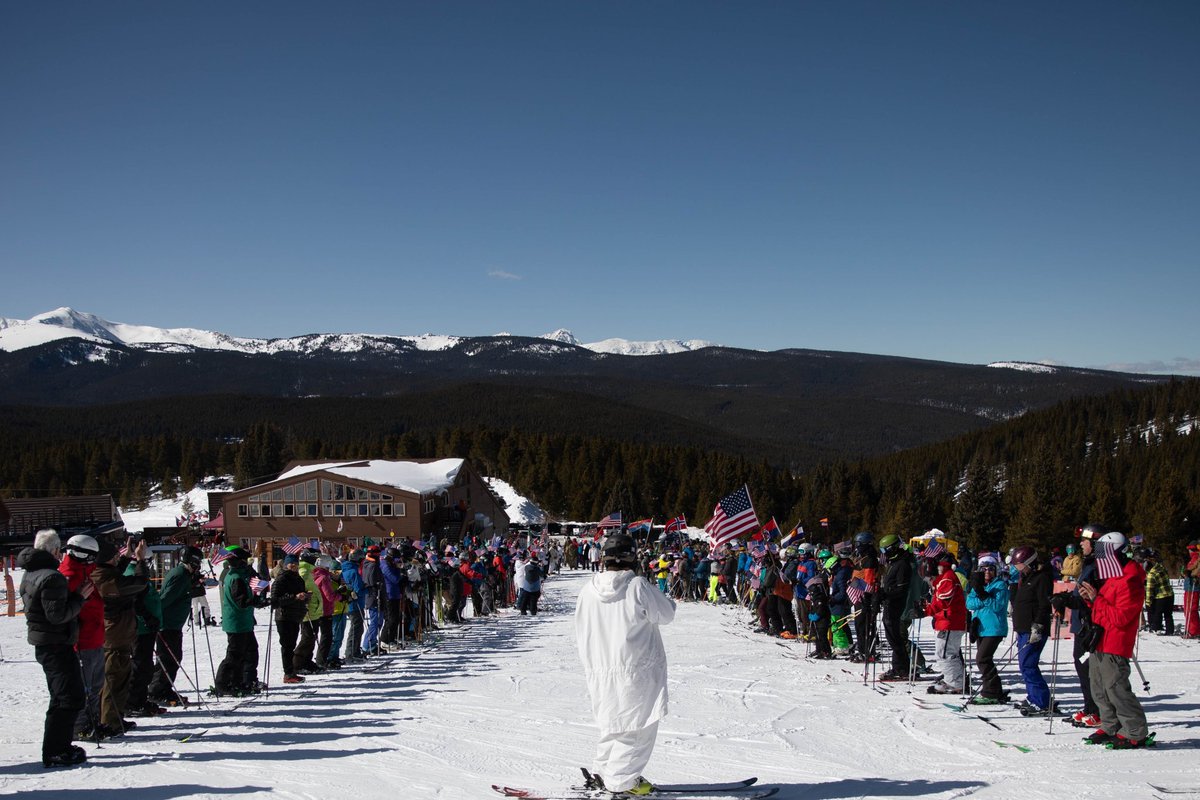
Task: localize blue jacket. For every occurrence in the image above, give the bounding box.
[341,560,365,613]
[380,557,406,601]
[829,564,854,616]
[794,558,818,600]
[966,577,1009,638]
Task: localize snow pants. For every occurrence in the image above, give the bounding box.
[100,644,133,729]
[933,629,965,691]
[1184,590,1200,637]
[883,608,909,674]
[1147,596,1174,635]
[75,646,104,735]
[974,635,1004,699]
[34,644,85,762]
[1090,652,1147,740]
[331,613,346,660]
[361,606,382,652]
[1072,628,1098,715]
[128,630,157,711]
[1016,632,1049,709]
[830,614,852,652]
[276,619,300,677]
[594,722,659,793]
[345,608,364,657]
[148,629,184,704]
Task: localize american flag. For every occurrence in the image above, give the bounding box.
[1095,541,1124,580]
[309,538,321,550]
[597,511,623,529]
[211,549,233,565]
[922,540,946,560]
[249,576,270,593]
[847,577,868,606]
[282,537,306,555]
[664,516,687,533]
[704,485,759,548]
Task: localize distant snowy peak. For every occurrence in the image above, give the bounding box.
[987,361,1059,374]
[539,328,714,355]
[0,310,717,358]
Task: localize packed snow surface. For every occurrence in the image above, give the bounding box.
[1,569,1195,799]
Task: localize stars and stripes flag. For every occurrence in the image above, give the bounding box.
[1095,541,1125,580]
[921,540,946,560]
[704,485,759,548]
[847,577,868,606]
[210,549,233,565]
[249,576,270,594]
[664,516,687,533]
[309,538,321,550]
[282,537,306,555]
[780,524,804,549]
[597,511,623,529]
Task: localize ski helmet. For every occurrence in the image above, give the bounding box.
[224,545,250,562]
[602,532,636,567]
[315,555,336,571]
[822,555,838,570]
[798,542,816,556]
[1078,523,1106,540]
[816,548,832,560]
[348,548,365,562]
[977,554,999,570]
[180,545,204,568]
[1011,545,1038,568]
[1065,543,1077,555]
[1097,531,1127,554]
[64,535,100,563]
[853,531,874,547]
[878,534,901,552]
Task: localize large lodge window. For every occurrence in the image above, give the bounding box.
[242,483,402,519]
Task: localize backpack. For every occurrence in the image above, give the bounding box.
[524,561,540,583]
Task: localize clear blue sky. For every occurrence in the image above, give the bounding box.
[2,2,1197,373]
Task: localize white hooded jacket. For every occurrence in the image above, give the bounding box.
[575,570,676,734]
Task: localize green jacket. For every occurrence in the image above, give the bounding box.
[220,561,258,634]
[298,561,322,622]
[157,563,194,631]
[126,561,162,636]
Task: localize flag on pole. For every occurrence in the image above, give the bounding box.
[337,520,344,534]
[664,516,687,533]
[211,549,233,566]
[752,518,781,542]
[597,511,623,529]
[627,518,653,533]
[780,524,804,549]
[282,537,306,555]
[921,540,946,560]
[819,518,830,528]
[249,576,270,594]
[847,577,868,606]
[1095,541,1124,580]
[704,485,759,548]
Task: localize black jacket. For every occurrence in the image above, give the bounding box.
[271,569,309,625]
[1012,565,1052,633]
[18,547,84,646]
[881,551,914,613]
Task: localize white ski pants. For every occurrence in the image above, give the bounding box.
[594,722,659,792]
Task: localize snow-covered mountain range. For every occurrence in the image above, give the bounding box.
[0,308,716,358]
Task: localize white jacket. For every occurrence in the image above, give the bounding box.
[575,570,676,734]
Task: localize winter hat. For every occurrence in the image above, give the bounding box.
[282,554,300,566]
[96,538,119,564]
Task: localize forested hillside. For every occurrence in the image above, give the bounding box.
[2,379,1197,565]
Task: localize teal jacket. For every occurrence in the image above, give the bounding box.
[966,576,1010,638]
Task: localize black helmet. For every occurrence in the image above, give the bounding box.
[300,549,319,564]
[853,531,874,547]
[602,533,636,567]
[224,545,250,562]
[181,546,204,568]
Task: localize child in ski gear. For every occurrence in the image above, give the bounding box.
[1010,545,1055,715]
[965,555,1009,703]
[924,552,967,693]
[1143,551,1174,635]
[576,532,675,796]
[1079,533,1151,748]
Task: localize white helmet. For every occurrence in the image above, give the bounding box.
[798,543,816,556]
[315,555,337,571]
[64,534,100,562]
[1098,531,1127,553]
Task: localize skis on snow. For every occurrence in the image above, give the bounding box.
[491,771,771,800]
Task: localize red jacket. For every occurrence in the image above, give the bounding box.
[313,567,337,617]
[1088,559,1146,658]
[59,554,105,650]
[925,569,967,631]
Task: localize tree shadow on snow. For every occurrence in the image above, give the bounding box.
[770,778,987,799]
[4,784,270,799]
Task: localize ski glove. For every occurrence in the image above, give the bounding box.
[1029,623,1045,644]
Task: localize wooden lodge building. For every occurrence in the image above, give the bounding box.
[0,494,125,553]
[219,457,509,555]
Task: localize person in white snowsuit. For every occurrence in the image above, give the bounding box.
[575,532,676,795]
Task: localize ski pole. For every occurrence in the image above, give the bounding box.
[1131,654,1150,692]
[263,611,274,698]
[156,631,211,710]
[190,617,202,706]
[1047,615,1062,735]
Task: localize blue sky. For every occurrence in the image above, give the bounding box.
[2,2,1197,373]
